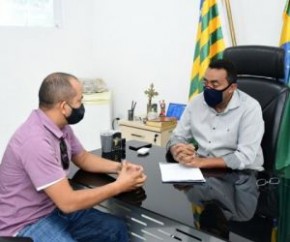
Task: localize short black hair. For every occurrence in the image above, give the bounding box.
[38,72,78,108]
[209,59,237,84]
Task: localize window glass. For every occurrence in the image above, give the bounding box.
[0,0,59,27]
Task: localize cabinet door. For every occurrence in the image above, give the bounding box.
[72,103,112,151]
[120,126,161,146]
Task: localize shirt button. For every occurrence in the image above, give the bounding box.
[208,141,211,143]
[212,127,216,130]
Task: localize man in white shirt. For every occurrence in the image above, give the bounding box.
[167,59,264,171]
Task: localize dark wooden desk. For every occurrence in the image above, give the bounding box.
[71,140,283,242]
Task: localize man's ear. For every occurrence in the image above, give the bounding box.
[229,83,237,93]
[59,101,67,115]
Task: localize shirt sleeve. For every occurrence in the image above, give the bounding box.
[166,102,195,151]
[222,100,264,170]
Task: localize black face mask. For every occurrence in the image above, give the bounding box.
[66,103,85,125]
[203,83,232,108]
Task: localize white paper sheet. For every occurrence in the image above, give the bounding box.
[159,163,206,183]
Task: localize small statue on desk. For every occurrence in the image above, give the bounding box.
[159,100,166,117]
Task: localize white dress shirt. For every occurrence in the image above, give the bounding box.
[168,90,264,171]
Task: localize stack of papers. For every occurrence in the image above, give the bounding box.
[159,163,206,183]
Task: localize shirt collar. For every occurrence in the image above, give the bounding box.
[223,90,241,113]
[35,109,64,139]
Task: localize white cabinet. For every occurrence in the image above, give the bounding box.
[118,120,176,147]
[72,91,112,151]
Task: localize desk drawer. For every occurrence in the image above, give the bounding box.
[120,126,162,146]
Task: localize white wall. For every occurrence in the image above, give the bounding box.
[0,0,286,156]
[0,0,97,156]
[231,0,285,45]
[91,0,197,118]
[91,0,285,120]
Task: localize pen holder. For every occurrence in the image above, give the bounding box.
[128,109,134,121]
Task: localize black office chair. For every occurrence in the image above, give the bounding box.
[223,45,290,242]
[223,45,290,172]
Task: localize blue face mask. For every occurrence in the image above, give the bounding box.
[203,83,232,108]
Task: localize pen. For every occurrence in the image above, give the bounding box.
[170,234,181,241]
[131,101,137,111]
[133,101,136,111]
[158,229,182,241]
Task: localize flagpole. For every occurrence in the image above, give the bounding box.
[224,0,237,46]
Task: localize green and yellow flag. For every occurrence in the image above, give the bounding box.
[280,0,290,85]
[189,0,226,100]
[276,0,290,171]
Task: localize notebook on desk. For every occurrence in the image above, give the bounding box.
[159,163,206,183]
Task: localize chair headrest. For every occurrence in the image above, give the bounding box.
[223,45,285,79]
